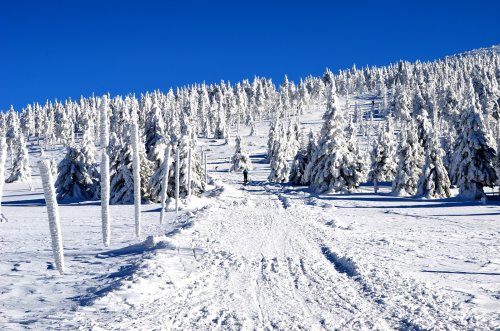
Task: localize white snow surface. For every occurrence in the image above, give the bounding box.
[0,96,499,330]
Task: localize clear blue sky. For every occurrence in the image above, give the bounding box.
[1,0,499,111]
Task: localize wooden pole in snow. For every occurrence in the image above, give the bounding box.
[159,146,171,224]
[175,145,180,213]
[38,160,65,275]
[187,147,192,197]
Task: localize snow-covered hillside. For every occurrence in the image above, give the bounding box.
[0,92,499,330]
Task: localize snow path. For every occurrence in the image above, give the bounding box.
[63,174,488,330]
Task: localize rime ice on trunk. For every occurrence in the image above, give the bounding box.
[131,121,141,238]
[175,147,180,213]
[38,160,65,275]
[187,147,192,197]
[100,96,111,247]
[159,146,171,224]
[101,153,110,246]
[204,151,208,184]
[0,138,7,221]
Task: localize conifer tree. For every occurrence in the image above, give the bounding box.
[230,136,253,172]
[55,143,100,201]
[6,135,31,183]
[369,120,397,192]
[416,130,451,198]
[450,88,497,199]
[392,122,424,196]
[109,127,153,204]
[268,134,290,183]
[303,85,362,192]
[289,130,316,185]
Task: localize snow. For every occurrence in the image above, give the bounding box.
[0,95,499,330]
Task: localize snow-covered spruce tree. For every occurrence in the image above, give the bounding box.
[55,144,100,201]
[289,130,316,185]
[109,128,153,204]
[230,136,253,172]
[150,137,205,201]
[170,137,205,198]
[450,91,497,199]
[6,135,31,183]
[144,101,165,158]
[267,118,278,159]
[99,95,111,247]
[416,130,451,198]
[285,119,301,159]
[268,134,290,183]
[346,117,368,185]
[369,120,397,193]
[303,86,362,193]
[0,137,7,221]
[38,159,65,275]
[149,137,170,202]
[392,121,424,196]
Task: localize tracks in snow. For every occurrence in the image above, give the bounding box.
[64,180,486,330]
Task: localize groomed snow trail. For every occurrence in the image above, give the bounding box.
[64,176,484,330]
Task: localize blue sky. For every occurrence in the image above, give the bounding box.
[1,0,499,111]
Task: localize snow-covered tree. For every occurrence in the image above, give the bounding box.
[230,136,253,172]
[369,121,397,192]
[267,118,279,159]
[346,117,368,185]
[392,122,424,196]
[285,119,301,159]
[55,144,100,201]
[289,130,316,185]
[450,90,497,199]
[268,134,290,183]
[303,86,362,193]
[416,130,451,198]
[144,100,165,156]
[6,135,31,183]
[109,129,153,204]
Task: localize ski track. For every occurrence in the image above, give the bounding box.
[60,175,494,330]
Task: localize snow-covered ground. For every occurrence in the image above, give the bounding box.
[1,96,499,330]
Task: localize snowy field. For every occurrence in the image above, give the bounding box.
[1,96,499,330]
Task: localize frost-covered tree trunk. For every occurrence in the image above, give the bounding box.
[159,146,171,224]
[175,147,180,213]
[187,147,192,197]
[100,96,111,247]
[0,138,7,221]
[38,160,65,275]
[131,121,141,238]
[204,151,208,184]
